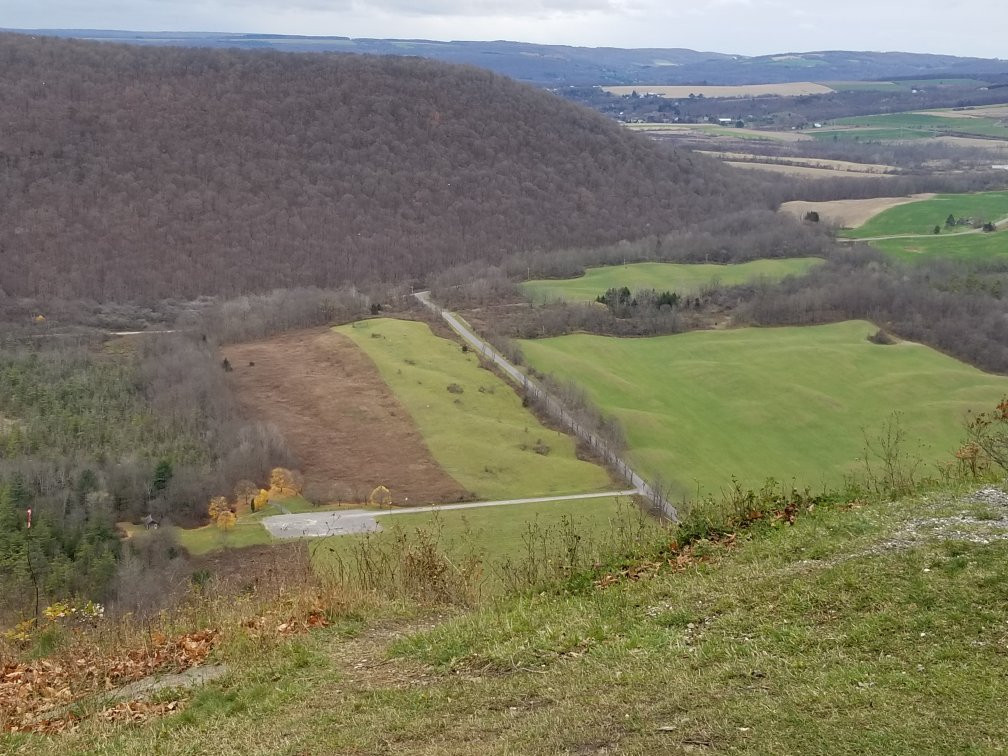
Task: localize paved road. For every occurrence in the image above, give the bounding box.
[414,291,677,521]
[262,489,639,538]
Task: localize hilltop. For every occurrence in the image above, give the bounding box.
[0,33,756,303]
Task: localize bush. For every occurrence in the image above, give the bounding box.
[867,329,897,345]
[446,383,464,394]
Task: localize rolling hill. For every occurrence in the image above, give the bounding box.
[15,30,1008,86]
[0,33,759,302]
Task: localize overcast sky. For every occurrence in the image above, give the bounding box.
[5,0,1007,59]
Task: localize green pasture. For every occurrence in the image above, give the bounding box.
[812,128,932,142]
[519,321,1008,498]
[845,191,1008,238]
[818,112,1008,141]
[337,318,613,500]
[521,259,822,304]
[869,230,1008,264]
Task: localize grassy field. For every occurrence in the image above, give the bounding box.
[313,494,651,591]
[42,482,1008,754]
[519,321,1008,498]
[844,191,1008,238]
[816,112,1008,141]
[521,259,822,304]
[338,318,613,500]
[869,231,1008,264]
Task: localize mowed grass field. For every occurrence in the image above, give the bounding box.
[815,112,1008,141]
[521,259,822,304]
[870,231,1008,264]
[844,191,1008,238]
[520,321,1008,498]
[338,318,613,500]
[313,494,653,590]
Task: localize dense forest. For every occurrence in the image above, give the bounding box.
[0,33,764,303]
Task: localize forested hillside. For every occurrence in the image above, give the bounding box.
[0,33,757,303]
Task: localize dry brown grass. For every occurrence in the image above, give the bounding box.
[700,150,897,174]
[779,194,936,228]
[221,327,469,505]
[725,161,892,179]
[603,82,834,98]
[915,105,1008,119]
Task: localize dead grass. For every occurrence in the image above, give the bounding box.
[603,82,834,98]
[726,161,893,178]
[700,150,897,174]
[221,327,469,505]
[780,194,936,228]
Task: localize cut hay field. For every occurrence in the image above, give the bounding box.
[624,123,810,142]
[519,321,1008,499]
[604,82,834,98]
[725,160,893,178]
[780,194,935,228]
[870,231,1008,264]
[338,318,613,500]
[845,191,1008,238]
[699,151,896,175]
[521,259,822,304]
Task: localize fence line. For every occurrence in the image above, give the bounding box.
[414,291,677,522]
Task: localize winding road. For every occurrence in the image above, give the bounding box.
[414,291,677,521]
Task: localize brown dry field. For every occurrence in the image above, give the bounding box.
[928,136,1008,154]
[700,150,896,174]
[627,123,812,143]
[603,82,833,98]
[779,194,935,228]
[915,105,1008,119]
[725,161,892,179]
[222,327,470,506]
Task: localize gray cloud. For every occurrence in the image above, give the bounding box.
[4,0,1006,58]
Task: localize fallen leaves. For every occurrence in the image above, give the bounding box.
[98,699,185,725]
[1,629,218,734]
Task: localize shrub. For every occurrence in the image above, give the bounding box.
[867,328,897,345]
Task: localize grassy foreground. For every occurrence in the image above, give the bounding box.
[845,191,1008,238]
[521,259,822,304]
[338,318,612,499]
[519,321,1008,498]
[313,494,648,593]
[24,481,1008,754]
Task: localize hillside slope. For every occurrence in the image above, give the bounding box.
[9,483,1007,752]
[0,34,756,302]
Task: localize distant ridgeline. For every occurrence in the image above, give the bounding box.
[12,30,1008,86]
[0,33,761,302]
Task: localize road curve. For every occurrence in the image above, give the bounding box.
[414,291,677,521]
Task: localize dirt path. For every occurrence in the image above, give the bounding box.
[222,328,470,505]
